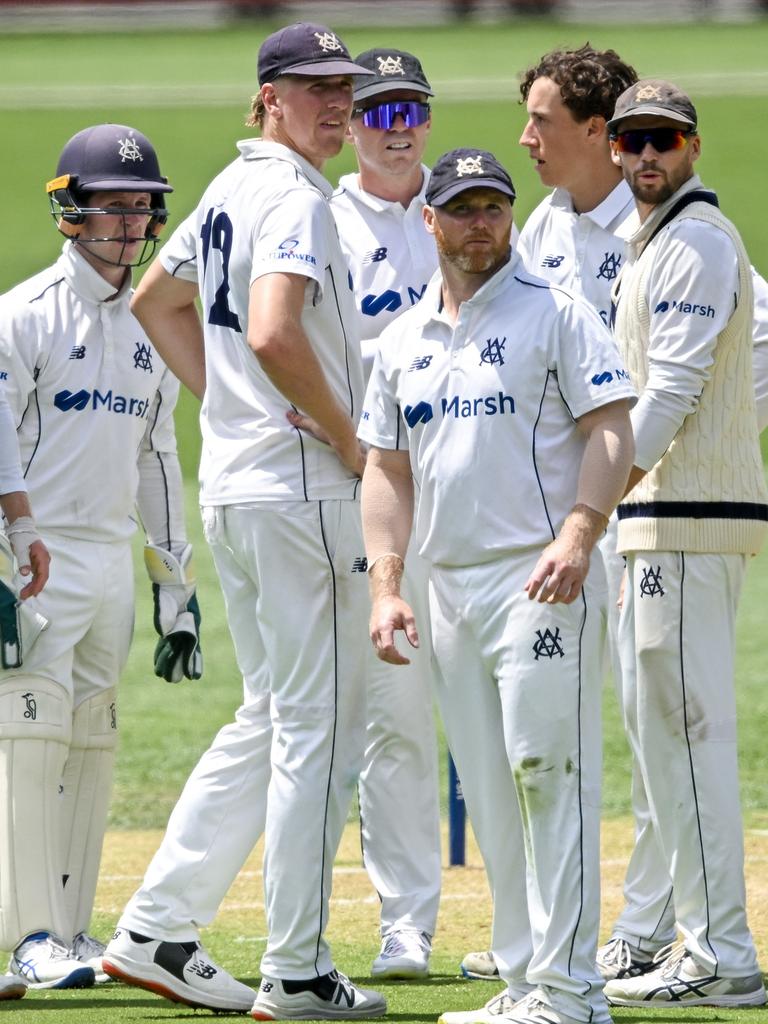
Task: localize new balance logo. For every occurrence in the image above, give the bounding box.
[351,557,368,573]
[261,982,274,993]
[541,255,565,268]
[69,346,86,360]
[363,247,388,264]
[189,961,217,980]
[409,355,433,371]
[333,980,356,1008]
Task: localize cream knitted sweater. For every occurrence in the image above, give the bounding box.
[615,186,768,555]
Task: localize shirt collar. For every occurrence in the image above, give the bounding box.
[421,248,522,327]
[334,164,430,214]
[57,241,132,305]
[236,138,334,198]
[549,179,637,238]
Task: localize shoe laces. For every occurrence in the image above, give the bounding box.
[487,990,519,1016]
[31,934,72,962]
[655,941,689,979]
[598,937,632,971]
[381,930,430,957]
[72,933,106,959]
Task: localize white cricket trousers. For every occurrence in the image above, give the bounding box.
[429,551,606,1023]
[359,545,441,938]
[120,500,368,979]
[600,521,676,954]
[618,550,758,976]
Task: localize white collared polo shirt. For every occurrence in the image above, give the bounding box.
[359,252,636,567]
[161,139,364,505]
[0,242,178,542]
[517,180,637,328]
[331,166,438,380]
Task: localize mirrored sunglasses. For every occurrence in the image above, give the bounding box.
[613,127,694,155]
[352,101,431,130]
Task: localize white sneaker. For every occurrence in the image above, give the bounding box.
[72,932,110,984]
[439,987,530,1024]
[0,973,27,1000]
[103,926,256,1011]
[478,992,584,1024]
[372,929,431,978]
[460,950,499,980]
[604,942,767,1007]
[251,970,387,1020]
[596,936,655,981]
[9,931,96,989]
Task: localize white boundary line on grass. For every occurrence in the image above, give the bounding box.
[1,70,768,109]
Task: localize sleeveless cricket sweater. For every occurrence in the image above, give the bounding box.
[615,200,768,555]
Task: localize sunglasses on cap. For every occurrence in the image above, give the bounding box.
[612,127,695,155]
[352,100,431,130]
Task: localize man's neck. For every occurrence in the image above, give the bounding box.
[439,253,509,323]
[357,164,424,207]
[568,164,624,215]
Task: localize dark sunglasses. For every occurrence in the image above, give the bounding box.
[612,127,695,155]
[352,100,431,130]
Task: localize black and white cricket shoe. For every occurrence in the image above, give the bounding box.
[251,969,387,1020]
[604,942,767,1007]
[9,931,96,989]
[103,927,257,1011]
[596,936,656,981]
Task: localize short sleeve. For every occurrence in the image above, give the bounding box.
[159,210,199,284]
[358,335,408,452]
[250,187,330,294]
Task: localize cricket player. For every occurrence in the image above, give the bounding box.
[462,44,768,990]
[602,79,767,1008]
[103,23,387,1020]
[359,147,635,1024]
[329,46,441,978]
[0,123,199,990]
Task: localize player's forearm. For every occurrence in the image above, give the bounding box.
[0,490,33,525]
[576,400,635,520]
[131,265,205,400]
[362,447,414,601]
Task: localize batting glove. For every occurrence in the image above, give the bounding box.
[0,532,49,669]
[144,543,203,683]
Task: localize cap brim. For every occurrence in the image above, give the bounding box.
[607,106,696,132]
[353,79,434,102]
[428,178,515,207]
[80,178,173,193]
[282,58,376,77]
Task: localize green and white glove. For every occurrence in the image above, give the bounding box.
[0,532,49,670]
[144,543,203,683]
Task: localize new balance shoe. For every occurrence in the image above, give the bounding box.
[460,950,499,980]
[603,943,767,1007]
[251,970,387,1020]
[438,986,531,1024]
[0,973,27,1000]
[9,931,96,989]
[596,936,656,981]
[103,927,256,1011]
[372,929,431,978]
[72,932,110,984]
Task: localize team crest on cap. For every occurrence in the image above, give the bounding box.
[456,155,483,177]
[118,134,143,163]
[377,54,405,76]
[314,31,343,52]
[634,84,663,101]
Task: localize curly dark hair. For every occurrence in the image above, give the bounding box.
[519,44,638,122]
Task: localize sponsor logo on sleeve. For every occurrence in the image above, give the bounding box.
[268,238,317,266]
[591,368,630,386]
[654,299,715,318]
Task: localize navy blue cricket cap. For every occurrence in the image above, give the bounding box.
[257,22,375,86]
[52,124,172,194]
[426,148,516,207]
[352,48,434,103]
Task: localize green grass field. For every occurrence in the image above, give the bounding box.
[1,14,768,1023]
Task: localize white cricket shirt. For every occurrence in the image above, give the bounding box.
[358,251,637,567]
[331,166,437,380]
[161,139,364,505]
[0,242,180,542]
[0,385,25,495]
[517,180,637,328]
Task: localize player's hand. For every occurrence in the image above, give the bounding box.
[6,516,50,598]
[370,596,419,665]
[144,544,203,683]
[524,535,590,604]
[0,532,49,668]
[287,410,367,478]
[287,409,330,445]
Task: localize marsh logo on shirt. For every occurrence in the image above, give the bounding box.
[54,388,151,418]
[404,401,434,427]
[591,368,630,386]
[654,298,715,318]
[404,393,515,426]
[361,283,427,318]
